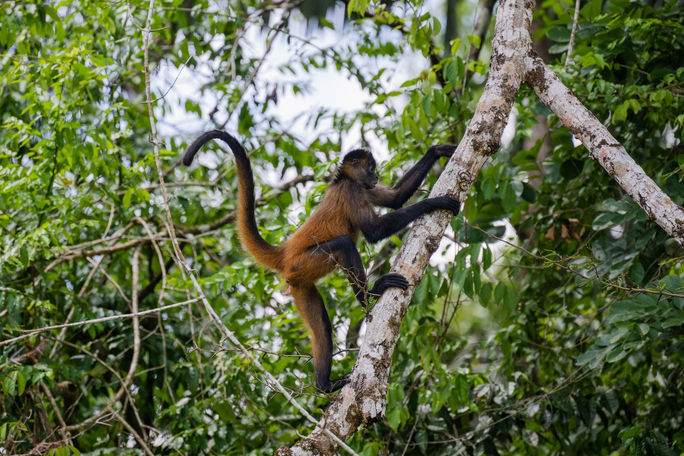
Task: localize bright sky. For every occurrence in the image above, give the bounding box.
[152,1,516,267]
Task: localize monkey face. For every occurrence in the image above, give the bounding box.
[341,149,377,189]
[362,165,378,189]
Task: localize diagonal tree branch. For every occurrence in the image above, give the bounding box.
[524,57,684,244]
[284,0,684,452]
[281,2,526,454]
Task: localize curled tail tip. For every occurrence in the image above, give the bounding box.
[182,152,195,166]
[182,137,203,166]
[182,130,240,166]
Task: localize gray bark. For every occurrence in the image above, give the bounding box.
[282,0,684,453]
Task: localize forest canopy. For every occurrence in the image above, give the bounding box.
[1,0,683,454]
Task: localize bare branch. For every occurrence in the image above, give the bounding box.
[114,411,155,456]
[0,298,200,347]
[525,57,684,245]
[62,245,143,432]
[565,0,581,67]
[136,2,353,453]
[284,1,528,453]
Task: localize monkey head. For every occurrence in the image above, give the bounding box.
[339,149,378,189]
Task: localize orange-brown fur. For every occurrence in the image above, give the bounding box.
[182,130,458,393]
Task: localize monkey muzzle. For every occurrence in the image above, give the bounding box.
[365,178,378,189]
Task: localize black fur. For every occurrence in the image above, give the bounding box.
[361,196,460,243]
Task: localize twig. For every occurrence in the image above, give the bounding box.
[467,225,684,299]
[135,217,168,304]
[1,298,200,347]
[565,0,580,67]
[189,274,360,456]
[39,383,72,445]
[177,173,314,235]
[48,224,135,359]
[113,411,154,456]
[142,0,186,272]
[45,233,166,272]
[460,0,497,94]
[86,256,132,304]
[220,17,287,129]
[62,246,143,432]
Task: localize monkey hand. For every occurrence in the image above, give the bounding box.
[318,372,351,393]
[368,273,410,302]
[330,373,351,392]
[429,144,457,158]
[430,196,461,215]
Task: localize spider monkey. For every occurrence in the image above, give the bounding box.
[183,130,460,393]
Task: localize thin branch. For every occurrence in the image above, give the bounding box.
[220,17,287,129]
[55,336,151,438]
[189,274,360,456]
[525,56,684,245]
[48,224,136,359]
[136,217,168,304]
[86,256,132,304]
[459,0,497,94]
[143,0,186,271]
[177,173,314,235]
[39,383,72,445]
[45,233,166,272]
[1,298,201,347]
[468,225,684,299]
[62,245,143,432]
[137,2,355,453]
[565,0,581,67]
[114,411,155,456]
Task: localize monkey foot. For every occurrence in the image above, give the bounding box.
[369,273,409,299]
[317,373,351,393]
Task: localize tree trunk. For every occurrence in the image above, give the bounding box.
[281,0,684,453]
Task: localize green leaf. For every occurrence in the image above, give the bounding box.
[494,282,506,304]
[637,323,649,336]
[547,27,571,43]
[386,406,402,431]
[662,315,684,328]
[607,298,655,324]
[577,345,609,368]
[606,346,629,363]
[481,177,496,200]
[122,188,134,209]
[214,400,237,423]
[467,34,481,48]
[19,246,29,266]
[16,371,26,396]
[479,281,492,307]
[4,372,16,396]
[521,182,537,203]
[482,247,492,270]
[548,43,569,54]
[592,212,620,230]
[619,425,644,441]
[580,0,602,19]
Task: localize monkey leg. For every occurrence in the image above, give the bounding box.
[313,235,408,307]
[291,285,350,393]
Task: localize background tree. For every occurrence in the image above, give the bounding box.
[1,0,681,455]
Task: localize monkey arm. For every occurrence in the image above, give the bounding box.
[361,196,460,243]
[368,145,456,209]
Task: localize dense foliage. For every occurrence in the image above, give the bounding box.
[1,0,682,455]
